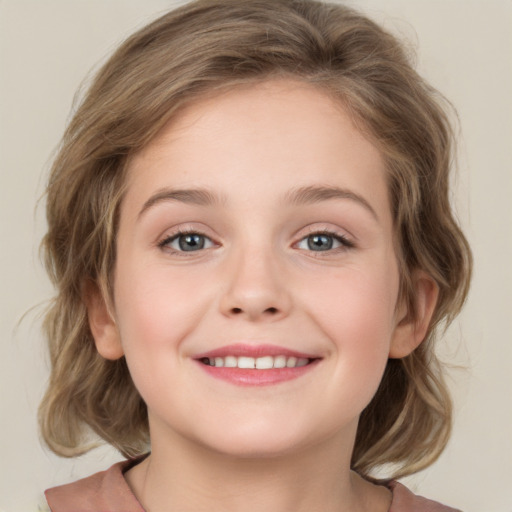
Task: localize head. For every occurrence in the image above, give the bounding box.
[40,0,471,479]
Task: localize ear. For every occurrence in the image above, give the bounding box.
[83,280,124,360]
[389,271,439,359]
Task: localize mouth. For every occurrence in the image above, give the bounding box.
[199,355,314,369]
[194,344,321,386]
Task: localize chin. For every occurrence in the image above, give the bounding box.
[189,418,321,460]
[204,437,301,460]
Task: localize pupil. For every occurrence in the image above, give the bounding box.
[308,234,332,251]
[179,234,204,251]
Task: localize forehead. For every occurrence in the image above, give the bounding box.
[131,80,379,166]
[124,79,390,223]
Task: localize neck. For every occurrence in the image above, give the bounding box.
[125,423,391,512]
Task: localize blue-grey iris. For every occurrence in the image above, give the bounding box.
[308,234,333,251]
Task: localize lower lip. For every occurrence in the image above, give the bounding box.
[195,360,319,386]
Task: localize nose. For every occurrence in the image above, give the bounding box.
[219,245,292,322]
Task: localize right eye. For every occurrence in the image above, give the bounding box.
[159,231,215,252]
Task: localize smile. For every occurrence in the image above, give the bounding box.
[194,344,321,386]
[200,355,311,369]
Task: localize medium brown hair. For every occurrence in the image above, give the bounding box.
[39,0,472,479]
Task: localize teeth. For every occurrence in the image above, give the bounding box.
[203,355,312,369]
[238,356,255,369]
[274,355,286,368]
[224,356,237,368]
[286,356,297,368]
[255,356,273,369]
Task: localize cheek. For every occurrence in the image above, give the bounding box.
[305,264,398,335]
[112,258,219,378]
[111,262,205,403]
[301,262,399,385]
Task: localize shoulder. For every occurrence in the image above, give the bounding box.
[389,481,463,512]
[45,457,146,512]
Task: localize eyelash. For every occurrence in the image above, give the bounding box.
[157,228,355,255]
[157,228,215,256]
[296,229,355,253]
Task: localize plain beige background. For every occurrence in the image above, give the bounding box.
[1,1,511,511]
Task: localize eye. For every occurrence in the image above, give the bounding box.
[160,231,215,252]
[296,232,353,252]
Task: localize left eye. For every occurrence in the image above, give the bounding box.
[296,233,349,252]
[162,232,214,252]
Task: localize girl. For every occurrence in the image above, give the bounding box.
[39,1,472,510]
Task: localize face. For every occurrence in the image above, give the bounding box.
[92,80,416,459]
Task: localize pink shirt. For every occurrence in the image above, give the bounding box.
[45,458,462,512]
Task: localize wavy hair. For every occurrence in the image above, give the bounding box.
[39,0,472,479]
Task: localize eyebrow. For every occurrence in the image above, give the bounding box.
[138,184,377,221]
[285,185,378,220]
[138,187,225,219]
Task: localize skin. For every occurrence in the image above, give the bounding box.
[87,79,437,512]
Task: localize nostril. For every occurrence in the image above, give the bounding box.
[229,306,279,315]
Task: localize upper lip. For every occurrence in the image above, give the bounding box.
[193,343,320,360]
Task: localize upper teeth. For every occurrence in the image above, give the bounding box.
[202,355,310,369]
